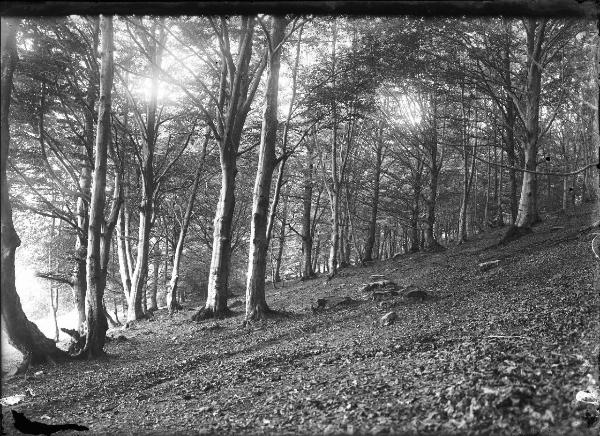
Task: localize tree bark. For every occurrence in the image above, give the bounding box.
[148,240,159,311]
[245,17,287,320]
[502,20,519,224]
[273,192,288,283]
[79,15,116,358]
[127,20,165,321]
[301,134,315,279]
[514,19,546,228]
[70,18,99,333]
[201,17,258,320]
[424,98,443,251]
[0,17,67,369]
[167,130,210,312]
[364,122,383,261]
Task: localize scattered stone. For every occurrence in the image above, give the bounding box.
[478,260,501,272]
[370,290,399,301]
[360,280,398,293]
[0,394,25,406]
[404,288,429,302]
[380,311,398,326]
[370,274,386,281]
[312,296,355,312]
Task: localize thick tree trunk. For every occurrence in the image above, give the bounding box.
[586,33,600,203]
[0,18,67,370]
[128,182,153,321]
[204,159,236,316]
[199,17,257,320]
[79,15,115,358]
[514,19,545,229]
[502,21,519,224]
[245,17,287,321]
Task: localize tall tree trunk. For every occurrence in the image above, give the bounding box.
[148,240,159,311]
[312,235,320,274]
[424,99,443,251]
[1,17,67,370]
[274,192,288,283]
[585,32,600,203]
[48,214,59,342]
[301,136,314,279]
[116,205,131,301]
[127,21,165,322]
[167,131,210,312]
[327,21,340,278]
[364,122,383,261]
[79,15,116,358]
[503,20,519,224]
[245,17,287,321]
[514,19,546,228]
[200,17,258,320]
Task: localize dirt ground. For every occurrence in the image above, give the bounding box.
[1,205,599,435]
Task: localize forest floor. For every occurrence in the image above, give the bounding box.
[1,205,599,435]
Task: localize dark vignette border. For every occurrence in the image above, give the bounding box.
[0,0,599,18]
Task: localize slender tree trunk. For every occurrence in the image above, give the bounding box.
[116,206,131,301]
[148,241,159,311]
[48,214,60,342]
[301,137,314,279]
[245,17,287,321]
[167,132,209,312]
[127,22,165,321]
[274,192,288,283]
[79,15,115,358]
[327,21,340,278]
[424,100,442,251]
[457,85,477,244]
[312,234,320,274]
[364,123,383,261]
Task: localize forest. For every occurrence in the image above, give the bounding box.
[1,8,599,436]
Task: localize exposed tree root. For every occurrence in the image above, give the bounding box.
[191,306,232,322]
[423,241,446,252]
[498,225,533,246]
[300,273,318,281]
[168,300,183,315]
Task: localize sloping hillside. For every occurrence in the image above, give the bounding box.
[1,206,599,435]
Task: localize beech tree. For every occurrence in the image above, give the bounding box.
[79,15,121,358]
[245,16,288,321]
[1,17,67,370]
